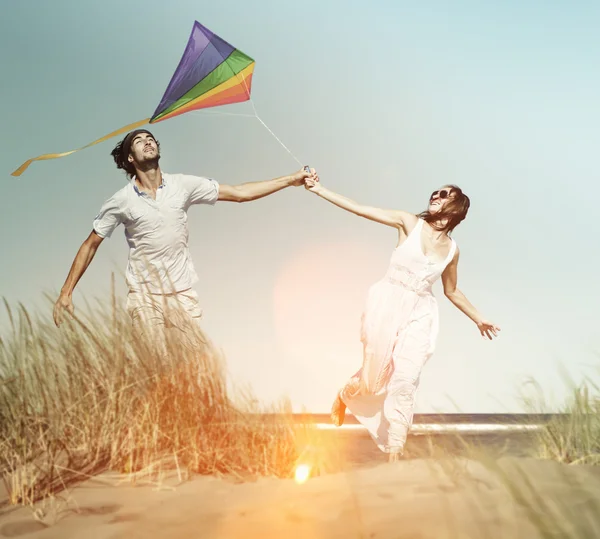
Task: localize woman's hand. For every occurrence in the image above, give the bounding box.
[477,320,501,340]
[304,169,322,193]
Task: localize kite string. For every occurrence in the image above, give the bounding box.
[191,69,305,168]
[236,70,305,168]
[248,100,304,168]
[190,110,256,118]
[190,100,304,168]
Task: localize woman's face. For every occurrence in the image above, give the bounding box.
[428,186,455,214]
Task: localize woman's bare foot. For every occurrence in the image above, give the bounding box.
[331,393,346,427]
[388,451,402,463]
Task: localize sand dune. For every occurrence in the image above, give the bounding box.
[1,457,600,539]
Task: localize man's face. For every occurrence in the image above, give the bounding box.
[127,132,159,167]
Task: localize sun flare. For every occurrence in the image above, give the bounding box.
[294,464,311,484]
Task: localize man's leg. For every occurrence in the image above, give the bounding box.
[163,290,227,404]
[126,290,167,355]
[163,289,211,351]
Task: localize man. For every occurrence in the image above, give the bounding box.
[52,128,310,348]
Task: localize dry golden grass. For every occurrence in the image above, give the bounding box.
[521,374,600,466]
[2,286,600,539]
[0,293,323,507]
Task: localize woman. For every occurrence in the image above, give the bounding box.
[304,173,500,461]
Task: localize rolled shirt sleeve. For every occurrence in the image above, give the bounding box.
[93,195,124,238]
[181,175,220,206]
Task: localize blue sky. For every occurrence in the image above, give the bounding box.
[1,0,598,412]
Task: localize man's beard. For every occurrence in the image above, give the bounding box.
[139,153,160,169]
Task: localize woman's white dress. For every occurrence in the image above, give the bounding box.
[340,218,457,453]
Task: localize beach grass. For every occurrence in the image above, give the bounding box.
[2,291,600,537]
[0,293,323,507]
[520,373,600,465]
[422,372,600,538]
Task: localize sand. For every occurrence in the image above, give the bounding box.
[1,457,600,539]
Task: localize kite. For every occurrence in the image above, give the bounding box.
[11,21,256,176]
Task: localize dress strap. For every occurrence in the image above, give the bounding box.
[410,217,424,240]
[444,238,457,266]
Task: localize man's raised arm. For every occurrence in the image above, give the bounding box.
[218,168,310,203]
[53,230,104,327]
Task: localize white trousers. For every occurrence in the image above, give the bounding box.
[126,288,210,352]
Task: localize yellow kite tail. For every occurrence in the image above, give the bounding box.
[11,118,152,177]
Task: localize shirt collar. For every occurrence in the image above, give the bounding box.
[131,174,165,196]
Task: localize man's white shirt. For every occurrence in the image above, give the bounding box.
[93,173,219,294]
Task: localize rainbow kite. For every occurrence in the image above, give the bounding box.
[12,21,255,176]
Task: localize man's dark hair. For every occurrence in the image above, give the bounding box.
[111,129,160,178]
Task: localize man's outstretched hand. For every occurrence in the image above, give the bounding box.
[53,294,74,327]
[289,167,313,186]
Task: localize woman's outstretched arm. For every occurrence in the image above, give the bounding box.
[304,174,415,229]
[441,248,501,340]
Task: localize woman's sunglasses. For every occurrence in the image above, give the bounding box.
[430,189,453,201]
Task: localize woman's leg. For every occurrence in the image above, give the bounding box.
[384,323,431,455]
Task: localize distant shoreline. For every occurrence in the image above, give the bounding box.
[262,412,564,425]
